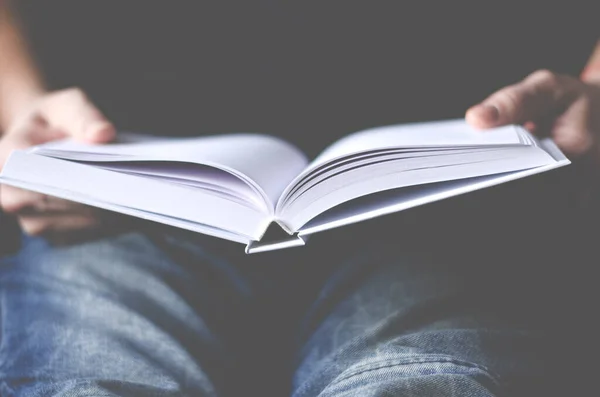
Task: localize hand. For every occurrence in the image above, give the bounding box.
[0,88,116,239]
[466,69,600,161]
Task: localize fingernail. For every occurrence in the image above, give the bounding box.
[86,122,115,142]
[473,104,500,124]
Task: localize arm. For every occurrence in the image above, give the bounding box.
[0,2,44,132]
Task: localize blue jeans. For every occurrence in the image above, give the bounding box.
[0,196,596,397]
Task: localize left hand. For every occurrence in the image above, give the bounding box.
[466,69,600,163]
[0,88,117,243]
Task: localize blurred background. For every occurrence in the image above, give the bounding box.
[13,1,597,157]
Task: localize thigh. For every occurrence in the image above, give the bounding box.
[0,230,255,397]
[292,236,588,397]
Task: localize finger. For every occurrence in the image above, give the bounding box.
[466,70,580,129]
[0,185,43,214]
[0,112,69,168]
[18,213,100,236]
[523,121,537,134]
[0,186,91,215]
[38,88,116,143]
[550,96,594,156]
[26,196,92,215]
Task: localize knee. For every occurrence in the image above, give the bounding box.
[5,232,157,275]
[0,232,168,305]
[2,379,187,397]
[312,355,500,396]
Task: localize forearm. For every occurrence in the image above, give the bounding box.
[0,2,45,132]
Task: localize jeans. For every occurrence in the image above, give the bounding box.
[0,175,597,396]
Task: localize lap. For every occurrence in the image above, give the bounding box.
[1,169,597,397]
[294,226,596,397]
[0,231,262,396]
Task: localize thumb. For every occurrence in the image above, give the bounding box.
[38,88,115,143]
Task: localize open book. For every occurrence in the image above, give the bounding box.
[0,119,569,253]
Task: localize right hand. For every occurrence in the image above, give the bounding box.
[0,87,116,238]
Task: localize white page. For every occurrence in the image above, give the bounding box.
[34,133,309,209]
[298,140,568,236]
[280,147,550,214]
[313,119,528,166]
[103,172,257,209]
[279,145,556,230]
[0,151,271,240]
[92,162,264,209]
[297,161,567,237]
[279,147,508,209]
[1,176,252,244]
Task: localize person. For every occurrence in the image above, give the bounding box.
[1,2,599,396]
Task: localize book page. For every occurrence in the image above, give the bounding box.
[33,133,309,210]
[1,151,271,243]
[278,145,557,230]
[296,144,567,237]
[313,119,528,166]
[276,119,533,212]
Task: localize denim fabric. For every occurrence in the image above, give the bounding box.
[0,215,594,396]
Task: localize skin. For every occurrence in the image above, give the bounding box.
[0,3,115,238]
[1,3,599,239]
[466,66,600,161]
